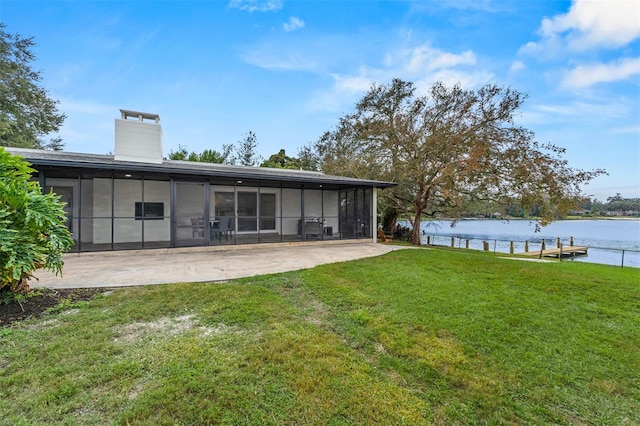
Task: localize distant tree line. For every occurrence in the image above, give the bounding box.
[580,194,640,216]
[166,131,319,171]
[437,194,639,219]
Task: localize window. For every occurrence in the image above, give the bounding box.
[212,189,278,233]
[135,202,164,220]
[214,192,235,217]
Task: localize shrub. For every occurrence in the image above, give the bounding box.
[0,148,73,296]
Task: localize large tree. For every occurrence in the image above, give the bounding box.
[0,23,66,150]
[316,79,605,245]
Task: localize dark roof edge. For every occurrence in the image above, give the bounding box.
[5,147,397,188]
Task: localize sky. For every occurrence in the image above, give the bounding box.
[1,0,639,201]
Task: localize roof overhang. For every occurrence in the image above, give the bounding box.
[5,147,397,189]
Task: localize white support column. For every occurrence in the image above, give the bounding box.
[372,187,378,243]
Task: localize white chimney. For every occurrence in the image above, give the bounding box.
[114,109,163,164]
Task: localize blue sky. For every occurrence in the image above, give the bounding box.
[2,0,639,200]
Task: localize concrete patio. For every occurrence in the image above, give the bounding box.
[32,240,407,289]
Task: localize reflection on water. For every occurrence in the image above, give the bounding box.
[412,219,640,268]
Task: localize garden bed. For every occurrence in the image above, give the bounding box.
[0,288,104,327]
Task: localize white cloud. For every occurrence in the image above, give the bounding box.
[308,44,494,113]
[509,60,525,74]
[308,73,377,112]
[409,0,509,14]
[523,98,630,126]
[539,0,640,51]
[383,44,492,92]
[54,98,117,151]
[561,57,640,88]
[228,0,283,13]
[386,44,477,73]
[241,48,318,71]
[58,97,115,116]
[609,124,640,135]
[283,16,305,32]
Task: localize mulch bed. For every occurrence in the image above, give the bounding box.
[0,288,105,327]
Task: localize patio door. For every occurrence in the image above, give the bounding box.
[235,191,277,233]
[174,182,207,247]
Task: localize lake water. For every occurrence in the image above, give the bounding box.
[410,219,640,268]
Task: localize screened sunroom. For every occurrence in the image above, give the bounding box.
[6,111,394,252]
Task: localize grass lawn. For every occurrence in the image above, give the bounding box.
[1,248,638,425]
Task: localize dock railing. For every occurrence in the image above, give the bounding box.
[421,234,639,268]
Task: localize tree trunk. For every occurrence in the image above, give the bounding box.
[411,213,422,245]
[381,207,399,234]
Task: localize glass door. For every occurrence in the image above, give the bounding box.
[237,191,257,232]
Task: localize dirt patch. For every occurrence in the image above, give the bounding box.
[0,288,105,327]
[113,315,236,343]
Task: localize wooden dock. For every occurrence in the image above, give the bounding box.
[518,245,588,259]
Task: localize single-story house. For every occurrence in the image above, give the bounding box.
[6,110,395,252]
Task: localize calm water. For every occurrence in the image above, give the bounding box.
[412,219,640,268]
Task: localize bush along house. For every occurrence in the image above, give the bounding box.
[6,110,395,252]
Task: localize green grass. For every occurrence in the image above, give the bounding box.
[1,248,638,425]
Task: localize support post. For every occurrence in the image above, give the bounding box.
[559,243,563,262]
[510,241,514,254]
[525,241,529,252]
[557,237,561,248]
[465,239,469,249]
[570,236,574,247]
[427,235,430,245]
[451,237,455,248]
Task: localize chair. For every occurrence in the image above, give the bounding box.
[211,217,234,242]
[191,217,205,238]
[219,216,234,241]
[210,219,221,241]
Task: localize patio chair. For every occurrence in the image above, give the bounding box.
[191,217,205,238]
[210,219,221,241]
[219,216,234,241]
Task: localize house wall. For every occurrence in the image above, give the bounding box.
[92,178,111,244]
[282,188,302,235]
[80,179,94,243]
[142,180,171,242]
[93,178,171,244]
